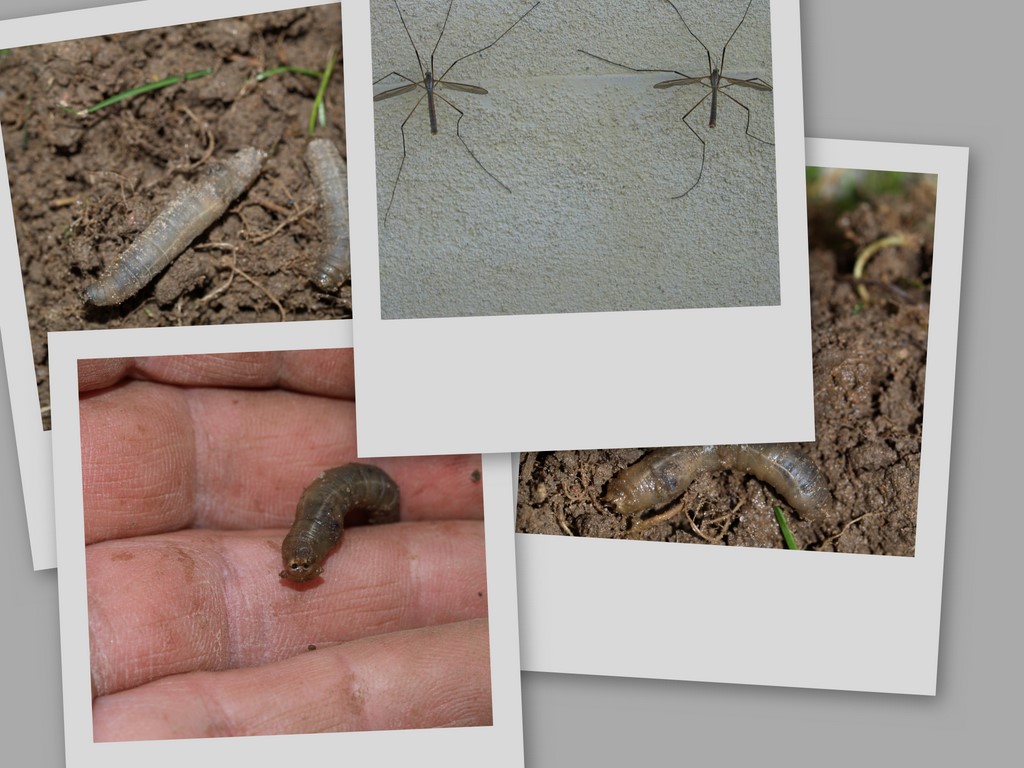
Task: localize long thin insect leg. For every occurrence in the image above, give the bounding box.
[719,87,774,145]
[662,0,712,65]
[662,0,756,75]
[430,0,458,66]
[435,1,540,84]
[672,90,713,199]
[373,71,419,88]
[719,0,756,73]
[392,0,427,82]
[577,49,691,79]
[383,91,428,226]
[435,90,511,193]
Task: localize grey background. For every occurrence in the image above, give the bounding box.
[0,0,1019,765]
[372,0,779,317]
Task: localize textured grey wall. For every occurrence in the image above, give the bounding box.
[371,0,778,318]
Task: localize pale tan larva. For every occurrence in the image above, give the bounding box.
[603,445,833,523]
[280,464,400,583]
[84,146,267,306]
[303,138,350,290]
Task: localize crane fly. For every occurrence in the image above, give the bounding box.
[373,0,540,226]
[580,0,773,199]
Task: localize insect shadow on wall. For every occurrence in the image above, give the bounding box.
[579,0,773,199]
[372,0,540,227]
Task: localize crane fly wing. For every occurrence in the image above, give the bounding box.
[374,82,421,101]
[439,80,488,95]
[654,76,706,89]
[722,76,772,90]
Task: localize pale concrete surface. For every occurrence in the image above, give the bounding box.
[371,0,778,318]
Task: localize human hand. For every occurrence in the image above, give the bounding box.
[80,349,490,741]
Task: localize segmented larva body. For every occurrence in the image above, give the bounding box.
[84,147,267,306]
[603,445,833,523]
[303,138,350,290]
[280,464,400,583]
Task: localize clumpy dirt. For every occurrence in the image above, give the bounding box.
[0,5,347,428]
[517,175,937,556]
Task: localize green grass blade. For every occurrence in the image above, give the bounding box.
[773,506,799,550]
[308,47,337,136]
[255,65,323,81]
[82,68,213,115]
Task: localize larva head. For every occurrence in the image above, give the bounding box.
[602,466,656,516]
[601,481,635,516]
[279,553,324,583]
[313,261,348,291]
[83,280,116,307]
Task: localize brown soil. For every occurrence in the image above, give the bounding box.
[0,5,347,429]
[517,175,937,556]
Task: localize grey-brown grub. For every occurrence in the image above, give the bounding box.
[280,464,401,583]
[303,138,350,289]
[603,444,833,524]
[84,146,267,306]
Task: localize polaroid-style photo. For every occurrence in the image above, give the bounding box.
[349,0,816,457]
[514,138,968,695]
[0,0,351,568]
[49,320,524,765]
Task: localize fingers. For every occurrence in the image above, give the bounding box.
[78,349,356,399]
[93,618,491,741]
[82,381,483,543]
[88,521,488,697]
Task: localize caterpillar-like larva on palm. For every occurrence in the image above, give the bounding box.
[603,444,833,523]
[280,464,401,583]
[303,138,350,290]
[83,146,267,306]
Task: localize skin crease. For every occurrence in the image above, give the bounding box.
[81,350,491,739]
